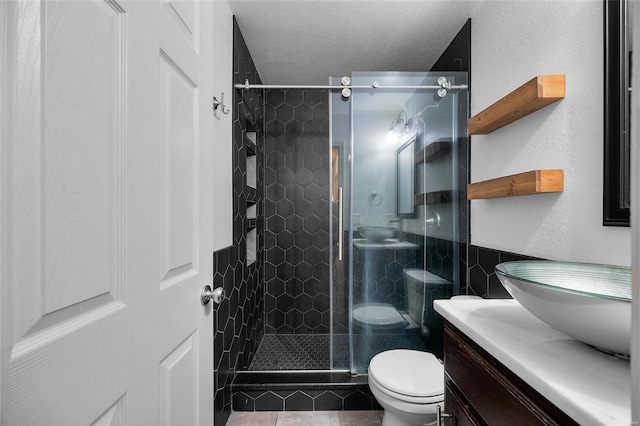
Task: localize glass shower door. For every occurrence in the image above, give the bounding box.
[347,72,468,374]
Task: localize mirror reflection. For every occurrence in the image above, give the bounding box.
[397,136,416,218]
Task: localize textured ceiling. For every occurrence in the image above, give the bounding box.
[228,0,484,85]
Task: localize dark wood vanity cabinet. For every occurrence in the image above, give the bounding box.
[442,322,578,426]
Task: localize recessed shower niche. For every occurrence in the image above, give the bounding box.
[246,130,257,190]
[245,129,258,266]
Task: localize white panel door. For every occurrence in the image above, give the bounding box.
[0,1,215,424]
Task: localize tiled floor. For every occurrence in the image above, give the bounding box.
[226,410,383,426]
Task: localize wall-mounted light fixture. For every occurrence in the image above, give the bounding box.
[386,110,411,142]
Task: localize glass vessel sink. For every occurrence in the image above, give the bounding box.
[357,226,396,243]
[495,261,631,356]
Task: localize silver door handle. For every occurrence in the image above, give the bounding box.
[338,187,343,261]
[436,405,452,425]
[201,285,225,306]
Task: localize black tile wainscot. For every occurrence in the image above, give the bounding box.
[232,372,381,412]
[464,245,540,298]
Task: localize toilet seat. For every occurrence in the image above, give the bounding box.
[369,373,443,405]
[369,350,444,403]
[352,303,406,331]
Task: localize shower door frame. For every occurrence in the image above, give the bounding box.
[236,74,468,374]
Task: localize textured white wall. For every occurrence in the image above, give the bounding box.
[470,0,631,266]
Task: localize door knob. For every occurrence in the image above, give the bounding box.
[201,285,225,306]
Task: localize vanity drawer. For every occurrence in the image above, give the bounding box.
[444,381,483,426]
[444,323,577,426]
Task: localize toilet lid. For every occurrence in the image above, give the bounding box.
[353,304,405,327]
[369,350,444,398]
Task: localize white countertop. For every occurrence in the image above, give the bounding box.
[352,238,419,249]
[434,299,631,425]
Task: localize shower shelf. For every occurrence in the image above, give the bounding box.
[468,75,565,135]
[416,139,452,164]
[467,169,564,199]
[414,190,453,205]
[246,132,257,155]
[246,154,257,189]
[246,227,257,267]
[246,187,256,203]
[247,202,257,220]
[246,218,257,229]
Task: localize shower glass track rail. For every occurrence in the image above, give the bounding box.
[234,79,468,91]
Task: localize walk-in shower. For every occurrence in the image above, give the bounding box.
[238,71,468,375]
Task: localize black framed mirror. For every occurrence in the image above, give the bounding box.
[396,136,417,218]
[604,0,631,226]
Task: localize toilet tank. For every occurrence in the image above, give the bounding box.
[404,269,452,326]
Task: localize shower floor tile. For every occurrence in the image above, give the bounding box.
[249,333,427,371]
[249,334,330,371]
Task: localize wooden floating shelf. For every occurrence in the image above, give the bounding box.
[416,139,452,164]
[467,169,563,200]
[415,190,453,206]
[468,75,565,135]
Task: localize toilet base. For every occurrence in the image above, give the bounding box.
[370,375,441,426]
[381,409,437,426]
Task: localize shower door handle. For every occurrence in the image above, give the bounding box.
[338,187,343,261]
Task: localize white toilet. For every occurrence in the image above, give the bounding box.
[367,296,483,425]
[404,269,451,336]
[368,349,444,426]
[352,303,407,334]
[352,269,451,334]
